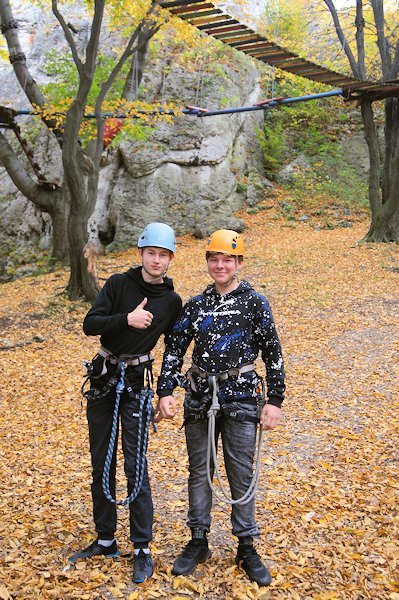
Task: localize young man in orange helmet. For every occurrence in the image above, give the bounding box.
[156,229,285,586]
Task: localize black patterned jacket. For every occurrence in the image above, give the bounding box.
[157,280,285,406]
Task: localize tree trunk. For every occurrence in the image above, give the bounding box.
[360,101,381,211]
[364,201,399,242]
[67,208,99,300]
[48,188,70,262]
[361,98,399,242]
[62,100,100,300]
[323,0,399,243]
[0,131,71,260]
[121,29,152,101]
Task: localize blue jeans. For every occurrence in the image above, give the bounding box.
[185,401,260,539]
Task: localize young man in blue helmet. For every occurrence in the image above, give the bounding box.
[69,223,182,584]
[156,229,285,587]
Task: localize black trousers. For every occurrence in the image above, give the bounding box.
[86,388,153,547]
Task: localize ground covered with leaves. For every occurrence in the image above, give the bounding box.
[0,205,398,599]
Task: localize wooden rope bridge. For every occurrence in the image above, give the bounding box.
[158,0,399,102]
[2,0,399,187]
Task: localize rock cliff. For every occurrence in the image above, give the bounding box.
[0,1,265,257]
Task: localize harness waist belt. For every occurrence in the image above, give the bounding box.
[187,363,255,392]
[189,362,255,381]
[99,346,154,366]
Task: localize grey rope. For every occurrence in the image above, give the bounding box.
[102,362,154,506]
[206,375,263,505]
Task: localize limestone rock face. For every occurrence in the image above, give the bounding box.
[0,193,51,251]
[340,133,370,175]
[91,63,265,248]
[0,0,266,256]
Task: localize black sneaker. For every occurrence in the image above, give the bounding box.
[68,539,119,563]
[172,539,212,576]
[236,544,272,586]
[133,550,154,583]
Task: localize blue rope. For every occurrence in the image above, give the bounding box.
[13,89,345,120]
[102,362,154,506]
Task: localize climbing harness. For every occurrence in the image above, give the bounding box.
[98,346,154,367]
[206,373,265,506]
[82,350,155,506]
[81,346,154,398]
[184,363,265,505]
[186,362,254,392]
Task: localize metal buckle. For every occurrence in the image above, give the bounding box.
[230,410,245,421]
[83,360,94,376]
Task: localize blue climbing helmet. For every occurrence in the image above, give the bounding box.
[137,222,176,253]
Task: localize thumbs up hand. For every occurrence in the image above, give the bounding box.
[127,297,154,329]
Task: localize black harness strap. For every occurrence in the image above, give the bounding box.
[81,350,154,401]
[221,404,260,424]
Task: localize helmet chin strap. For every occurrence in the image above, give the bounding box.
[220,258,239,289]
[141,264,166,284]
[221,273,238,288]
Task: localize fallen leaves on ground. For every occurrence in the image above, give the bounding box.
[0,206,398,599]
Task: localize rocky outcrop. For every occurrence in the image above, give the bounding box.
[340,133,370,175]
[275,154,311,186]
[84,46,266,247]
[0,191,51,250]
[0,1,266,257]
[94,64,264,248]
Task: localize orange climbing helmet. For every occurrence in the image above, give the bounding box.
[206,229,244,257]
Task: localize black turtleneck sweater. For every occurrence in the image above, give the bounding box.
[83,267,182,388]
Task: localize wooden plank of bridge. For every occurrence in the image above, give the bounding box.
[156,0,399,99]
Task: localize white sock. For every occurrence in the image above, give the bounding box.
[134,548,150,555]
[98,538,115,547]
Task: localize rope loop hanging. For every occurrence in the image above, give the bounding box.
[102,362,155,506]
[206,375,263,506]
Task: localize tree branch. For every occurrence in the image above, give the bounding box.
[83,0,106,92]
[0,0,64,143]
[0,131,56,211]
[60,0,107,200]
[323,0,361,78]
[370,0,391,78]
[96,2,160,111]
[51,0,83,76]
[92,2,160,162]
[121,21,162,101]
